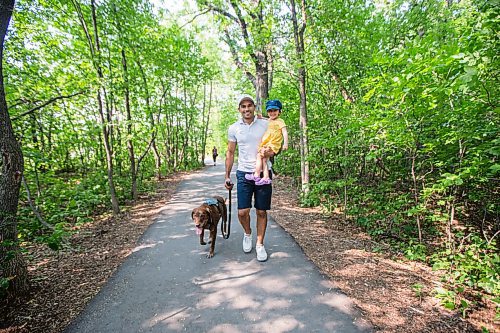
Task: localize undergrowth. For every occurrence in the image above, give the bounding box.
[299,180,499,320]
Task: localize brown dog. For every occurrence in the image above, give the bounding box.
[191,196,227,258]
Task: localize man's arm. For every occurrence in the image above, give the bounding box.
[225,141,236,188]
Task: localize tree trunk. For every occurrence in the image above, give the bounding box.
[211,2,271,113]
[0,0,29,298]
[255,59,269,114]
[200,81,213,165]
[166,87,174,170]
[411,152,423,242]
[90,0,120,214]
[290,0,310,193]
[135,58,161,179]
[152,140,161,179]
[121,49,137,200]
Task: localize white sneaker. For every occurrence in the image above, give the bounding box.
[242,233,252,253]
[256,244,268,262]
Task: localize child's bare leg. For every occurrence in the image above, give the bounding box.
[254,147,267,177]
[254,153,263,177]
[262,157,269,179]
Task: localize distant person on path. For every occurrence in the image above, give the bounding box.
[225,96,274,262]
[212,146,218,166]
[245,99,288,185]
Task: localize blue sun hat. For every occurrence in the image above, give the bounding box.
[266,99,283,111]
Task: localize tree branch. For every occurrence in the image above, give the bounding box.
[299,0,307,37]
[332,73,355,103]
[22,176,54,231]
[223,29,256,87]
[70,0,96,58]
[180,8,211,29]
[9,98,30,109]
[202,1,257,62]
[136,133,156,168]
[12,91,87,121]
[228,0,257,62]
[204,3,238,22]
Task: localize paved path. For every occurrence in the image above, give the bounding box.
[64,162,371,333]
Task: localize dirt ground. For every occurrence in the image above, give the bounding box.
[0,173,498,333]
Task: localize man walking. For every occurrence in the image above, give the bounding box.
[224,96,274,262]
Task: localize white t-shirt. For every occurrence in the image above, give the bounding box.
[228,117,269,173]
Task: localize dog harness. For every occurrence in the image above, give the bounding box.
[204,198,223,227]
[204,198,219,206]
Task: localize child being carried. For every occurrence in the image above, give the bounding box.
[245,99,288,186]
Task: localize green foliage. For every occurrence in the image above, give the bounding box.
[431,236,499,296]
[434,287,458,310]
[4,0,498,318]
[405,241,427,262]
[16,168,174,249]
[412,283,424,300]
[43,223,69,251]
[434,286,471,318]
[17,171,108,247]
[268,0,499,314]
[7,0,225,252]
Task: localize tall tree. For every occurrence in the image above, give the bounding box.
[70,0,120,213]
[89,0,120,214]
[3,0,217,260]
[200,81,213,165]
[0,0,29,298]
[121,47,137,199]
[199,0,273,112]
[289,0,309,193]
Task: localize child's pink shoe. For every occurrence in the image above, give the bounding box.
[255,178,272,186]
[245,174,261,182]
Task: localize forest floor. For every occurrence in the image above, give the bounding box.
[0,172,497,333]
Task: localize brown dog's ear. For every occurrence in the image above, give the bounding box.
[205,207,211,215]
[191,209,195,220]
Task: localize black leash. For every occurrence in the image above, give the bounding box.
[221,181,233,239]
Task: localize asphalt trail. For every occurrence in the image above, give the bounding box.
[64,162,371,333]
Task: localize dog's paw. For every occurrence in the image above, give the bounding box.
[200,241,207,245]
[206,252,214,258]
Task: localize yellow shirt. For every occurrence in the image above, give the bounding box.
[259,118,286,153]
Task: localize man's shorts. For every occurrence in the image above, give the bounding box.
[236,170,272,210]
